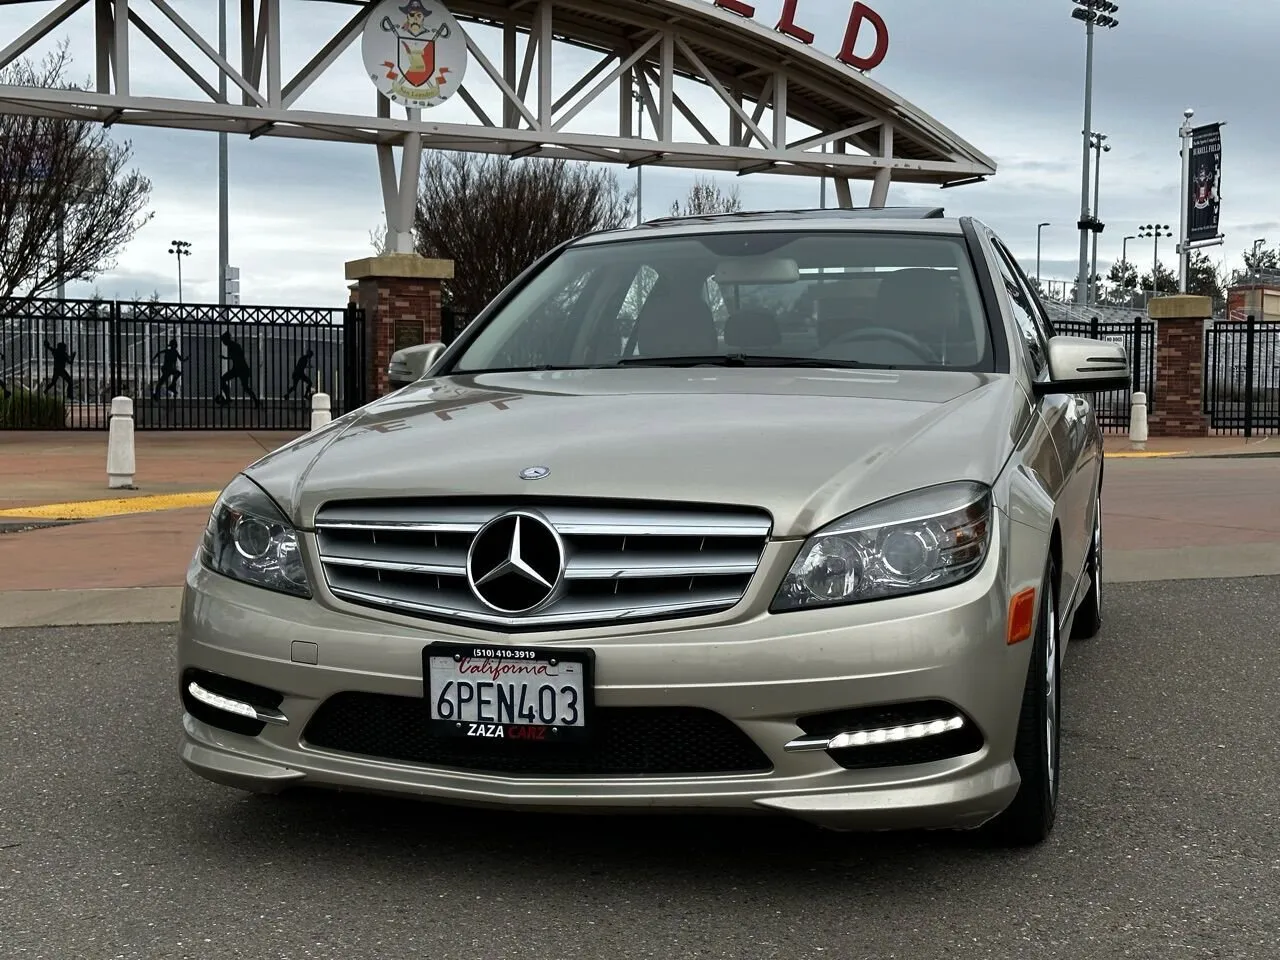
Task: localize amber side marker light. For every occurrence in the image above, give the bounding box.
[1007,588,1038,645]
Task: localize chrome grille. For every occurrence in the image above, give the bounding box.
[314,500,772,630]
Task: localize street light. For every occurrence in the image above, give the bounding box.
[1071,0,1120,305]
[1138,224,1171,298]
[168,239,192,304]
[1252,237,1266,283]
[1036,222,1051,289]
[1088,132,1111,304]
[1121,233,1137,301]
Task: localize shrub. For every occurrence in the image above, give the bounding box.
[0,389,67,428]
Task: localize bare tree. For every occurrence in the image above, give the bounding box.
[0,44,153,315]
[414,153,633,316]
[670,176,743,217]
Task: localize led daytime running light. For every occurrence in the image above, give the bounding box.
[828,715,964,750]
[188,681,259,720]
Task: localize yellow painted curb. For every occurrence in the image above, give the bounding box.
[0,490,220,521]
[1105,451,1187,459]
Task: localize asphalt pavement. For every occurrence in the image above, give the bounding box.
[3,577,1280,960]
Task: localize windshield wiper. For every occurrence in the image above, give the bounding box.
[450,363,614,375]
[615,354,894,370]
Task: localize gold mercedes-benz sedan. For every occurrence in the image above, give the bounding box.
[178,208,1128,846]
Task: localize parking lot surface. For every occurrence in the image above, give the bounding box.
[3,576,1279,959]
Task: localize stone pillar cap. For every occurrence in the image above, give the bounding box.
[345,253,455,281]
[1148,294,1212,320]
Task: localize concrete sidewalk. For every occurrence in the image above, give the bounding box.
[0,430,300,512]
[1102,434,1277,458]
[0,429,1277,627]
[0,432,300,626]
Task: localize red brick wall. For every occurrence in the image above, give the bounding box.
[353,276,443,401]
[1148,318,1207,438]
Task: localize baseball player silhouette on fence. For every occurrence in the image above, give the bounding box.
[214,331,261,406]
[283,349,316,400]
[43,340,75,400]
[151,339,187,399]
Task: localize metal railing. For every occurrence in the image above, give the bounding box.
[0,298,365,430]
[1204,316,1280,437]
[1051,315,1154,433]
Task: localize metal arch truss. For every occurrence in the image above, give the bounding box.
[0,0,996,250]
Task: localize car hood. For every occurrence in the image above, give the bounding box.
[246,368,1029,539]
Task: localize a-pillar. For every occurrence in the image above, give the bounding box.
[1147,294,1211,438]
[344,253,454,402]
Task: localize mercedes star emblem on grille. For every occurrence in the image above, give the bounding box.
[465,511,566,614]
[519,466,551,481]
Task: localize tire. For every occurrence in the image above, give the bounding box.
[985,557,1061,847]
[1070,494,1103,640]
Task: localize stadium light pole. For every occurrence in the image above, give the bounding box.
[1071,0,1119,305]
[1089,132,1110,304]
[168,240,192,304]
[1138,224,1171,299]
[1036,222,1051,289]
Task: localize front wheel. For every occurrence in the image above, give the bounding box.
[984,557,1061,847]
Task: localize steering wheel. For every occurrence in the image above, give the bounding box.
[827,327,940,364]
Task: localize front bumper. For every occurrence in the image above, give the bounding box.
[177,521,1032,832]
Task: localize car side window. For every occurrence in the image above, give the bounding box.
[990,240,1050,377]
[995,239,1058,340]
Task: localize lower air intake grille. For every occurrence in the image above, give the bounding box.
[303,693,773,776]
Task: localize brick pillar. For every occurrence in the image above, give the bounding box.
[1147,294,1211,438]
[344,254,454,401]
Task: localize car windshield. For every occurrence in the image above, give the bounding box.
[449,229,994,374]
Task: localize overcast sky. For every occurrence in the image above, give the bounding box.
[3,0,1277,306]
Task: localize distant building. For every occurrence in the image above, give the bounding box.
[1226,280,1280,322]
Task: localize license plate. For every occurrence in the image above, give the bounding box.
[423,642,593,742]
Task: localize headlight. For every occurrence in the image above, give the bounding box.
[772,481,992,611]
[200,475,311,598]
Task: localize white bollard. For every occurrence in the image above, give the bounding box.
[106,396,136,489]
[311,392,332,431]
[1128,391,1148,449]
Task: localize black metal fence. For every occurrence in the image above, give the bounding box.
[441,305,474,346]
[1204,317,1280,437]
[0,298,365,430]
[1051,316,1155,432]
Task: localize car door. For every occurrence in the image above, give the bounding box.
[987,238,1094,610]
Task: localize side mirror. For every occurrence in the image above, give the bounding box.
[388,341,446,388]
[1032,335,1130,396]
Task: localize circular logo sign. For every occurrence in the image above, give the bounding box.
[362,0,469,109]
[519,466,551,481]
[466,512,566,615]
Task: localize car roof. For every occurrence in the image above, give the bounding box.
[574,207,969,246]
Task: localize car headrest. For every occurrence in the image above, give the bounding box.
[633,287,718,356]
[874,268,959,335]
[724,308,781,349]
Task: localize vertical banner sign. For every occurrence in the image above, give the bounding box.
[1186,123,1222,243]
